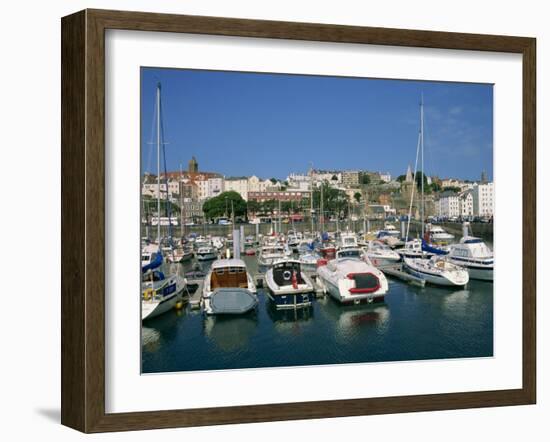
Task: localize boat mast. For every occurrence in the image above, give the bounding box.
[320,182,324,233]
[420,95,425,237]
[309,163,314,234]
[156,82,161,245]
[231,199,235,232]
[179,163,183,239]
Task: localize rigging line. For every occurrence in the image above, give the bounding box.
[405,130,421,243]
[159,85,174,244]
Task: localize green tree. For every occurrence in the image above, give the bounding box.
[312,182,349,218]
[430,181,442,192]
[442,186,461,193]
[202,191,247,221]
[353,192,362,203]
[360,174,371,185]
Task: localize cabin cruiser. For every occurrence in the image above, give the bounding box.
[337,231,359,249]
[376,228,403,247]
[265,259,314,309]
[316,248,389,304]
[286,230,301,250]
[424,223,455,245]
[447,236,494,281]
[397,238,430,259]
[196,239,218,261]
[201,259,258,315]
[403,256,469,287]
[142,243,161,268]
[258,244,289,268]
[211,236,225,250]
[363,240,401,267]
[298,251,321,271]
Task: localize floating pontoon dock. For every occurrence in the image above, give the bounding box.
[187,280,204,309]
[379,263,426,287]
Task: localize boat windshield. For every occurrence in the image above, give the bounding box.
[338,249,362,259]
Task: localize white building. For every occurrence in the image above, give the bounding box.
[311,170,342,187]
[436,192,461,218]
[471,182,494,217]
[379,172,391,183]
[224,177,249,201]
[247,175,272,193]
[287,173,311,191]
[460,192,474,217]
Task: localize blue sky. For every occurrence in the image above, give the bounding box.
[141,67,493,181]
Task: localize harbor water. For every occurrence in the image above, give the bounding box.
[142,254,493,374]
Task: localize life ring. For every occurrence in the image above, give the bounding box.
[143,288,153,300]
[282,270,292,280]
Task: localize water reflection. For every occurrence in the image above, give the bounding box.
[141,326,162,353]
[443,289,470,309]
[266,299,314,336]
[203,314,258,352]
[321,298,391,338]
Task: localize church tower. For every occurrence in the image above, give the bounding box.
[405,164,413,183]
[188,156,198,173]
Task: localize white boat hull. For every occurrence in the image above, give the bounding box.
[367,255,401,267]
[317,261,388,304]
[403,259,469,287]
[142,293,179,320]
[447,259,493,281]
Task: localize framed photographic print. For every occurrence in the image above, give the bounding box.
[61,9,536,433]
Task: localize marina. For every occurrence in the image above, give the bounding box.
[139,74,495,374]
[142,248,493,373]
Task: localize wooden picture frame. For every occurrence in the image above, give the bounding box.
[61,9,536,433]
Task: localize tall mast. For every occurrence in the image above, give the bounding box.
[320,182,324,233]
[179,163,183,239]
[420,95,425,236]
[156,83,161,245]
[309,163,314,233]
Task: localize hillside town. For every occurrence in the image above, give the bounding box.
[141,155,494,225]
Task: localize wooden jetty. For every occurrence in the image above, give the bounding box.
[379,263,426,287]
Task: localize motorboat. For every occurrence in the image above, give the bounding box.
[424,223,455,245]
[142,243,161,269]
[397,238,430,259]
[211,236,225,250]
[363,240,401,267]
[316,248,389,304]
[196,241,218,261]
[448,236,494,281]
[258,244,288,268]
[298,251,322,271]
[403,256,469,287]
[201,259,258,315]
[286,230,301,250]
[337,231,359,249]
[265,259,315,309]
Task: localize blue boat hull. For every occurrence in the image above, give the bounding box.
[267,292,313,309]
